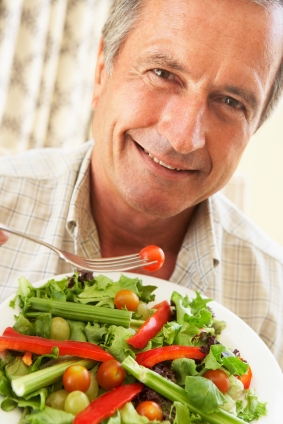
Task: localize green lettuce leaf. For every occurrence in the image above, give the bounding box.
[0,369,12,397]
[172,401,202,423]
[171,291,212,329]
[203,345,249,376]
[5,355,30,380]
[13,313,35,335]
[236,389,267,421]
[171,358,198,386]
[0,396,18,411]
[161,321,182,345]
[25,405,74,423]
[84,322,108,344]
[102,326,136,362]
[188,292,213,315]
[174,322,200,346]
[30,347,59,372]
[33,313,52,338]
[66,320,87,342]
[185,376,227,414]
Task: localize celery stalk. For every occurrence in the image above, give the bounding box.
[122,356,246,424]
[129,319,145,329]
[12,358,95,397]
[26,297,132,327]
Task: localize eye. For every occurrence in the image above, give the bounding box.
[224,96,244,110]
[147,67,183,92]
[153,68,172,79]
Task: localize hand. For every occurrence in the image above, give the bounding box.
[0,229,9,245]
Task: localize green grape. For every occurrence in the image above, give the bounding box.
[46,389,68,410]
[50,317,70,340]
[65,390,90,415]
[85,372,99,401]
[137,301,152,320]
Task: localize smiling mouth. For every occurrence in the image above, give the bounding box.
[143,149,184,171]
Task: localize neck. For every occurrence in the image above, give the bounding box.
[90,166,196,280]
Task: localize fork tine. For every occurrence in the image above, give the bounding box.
[85,259,158,272]
[84,253,140,265]
[82,251,158,272]
[82,256,157,272]
[59,250,157,272]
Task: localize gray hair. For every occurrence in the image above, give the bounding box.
[102,0,283,124]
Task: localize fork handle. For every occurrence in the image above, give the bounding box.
[0,224,61,255]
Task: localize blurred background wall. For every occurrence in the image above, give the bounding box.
[237,102,283,247]
[0,0,282,247]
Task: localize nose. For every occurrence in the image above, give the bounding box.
[157,93,207,154]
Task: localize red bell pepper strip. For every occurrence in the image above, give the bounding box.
[0,327,114,362]
[126,300,171,349]
[22,351,33,366]
[136,345,206,368]
[237,364,253,389]
[74,383,143,424]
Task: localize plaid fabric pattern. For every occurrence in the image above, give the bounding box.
[0,141,282,369]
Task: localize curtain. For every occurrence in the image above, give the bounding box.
[0,0,110,154]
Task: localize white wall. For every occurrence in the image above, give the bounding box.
[237,102,283,247]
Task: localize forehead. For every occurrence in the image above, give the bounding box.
[137,0,283,33]
[121,0,283,95]
[135,0,283,56]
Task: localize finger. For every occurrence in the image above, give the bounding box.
[0,229,9,245]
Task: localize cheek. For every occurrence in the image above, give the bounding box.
[110,79,164,130]
[208,128,249,178]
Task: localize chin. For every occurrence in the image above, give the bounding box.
[123,189,193,219]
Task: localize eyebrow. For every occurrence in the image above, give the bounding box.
[137,51,187,73]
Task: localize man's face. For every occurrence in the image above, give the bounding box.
[91,0,283,218]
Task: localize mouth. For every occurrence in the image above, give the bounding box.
[143,148,185,171]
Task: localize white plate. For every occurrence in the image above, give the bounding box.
[0,272,283,423]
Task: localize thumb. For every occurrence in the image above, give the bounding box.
[0,229,9,245]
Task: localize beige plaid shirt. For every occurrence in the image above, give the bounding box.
[0,141,283,369]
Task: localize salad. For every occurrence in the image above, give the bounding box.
[0,272,267,424]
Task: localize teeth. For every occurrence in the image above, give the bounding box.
[159,160,175,170]
[145,150,182,171]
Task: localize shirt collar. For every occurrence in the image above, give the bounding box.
[66,141,100,258]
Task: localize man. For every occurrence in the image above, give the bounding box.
[0,0,283,371]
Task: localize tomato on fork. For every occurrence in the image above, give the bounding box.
[139,245,165,271]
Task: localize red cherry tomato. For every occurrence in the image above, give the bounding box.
[203,369,230,393]
[63,365,91,393]
[238,365,252,389]
[114,289,139,311]
[139,245,165,271]
[136,401,163,421]
[96,359,126,390]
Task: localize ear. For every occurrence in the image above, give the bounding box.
[91,38,107,109]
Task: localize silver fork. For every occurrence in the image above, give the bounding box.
[0,224,157,272]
